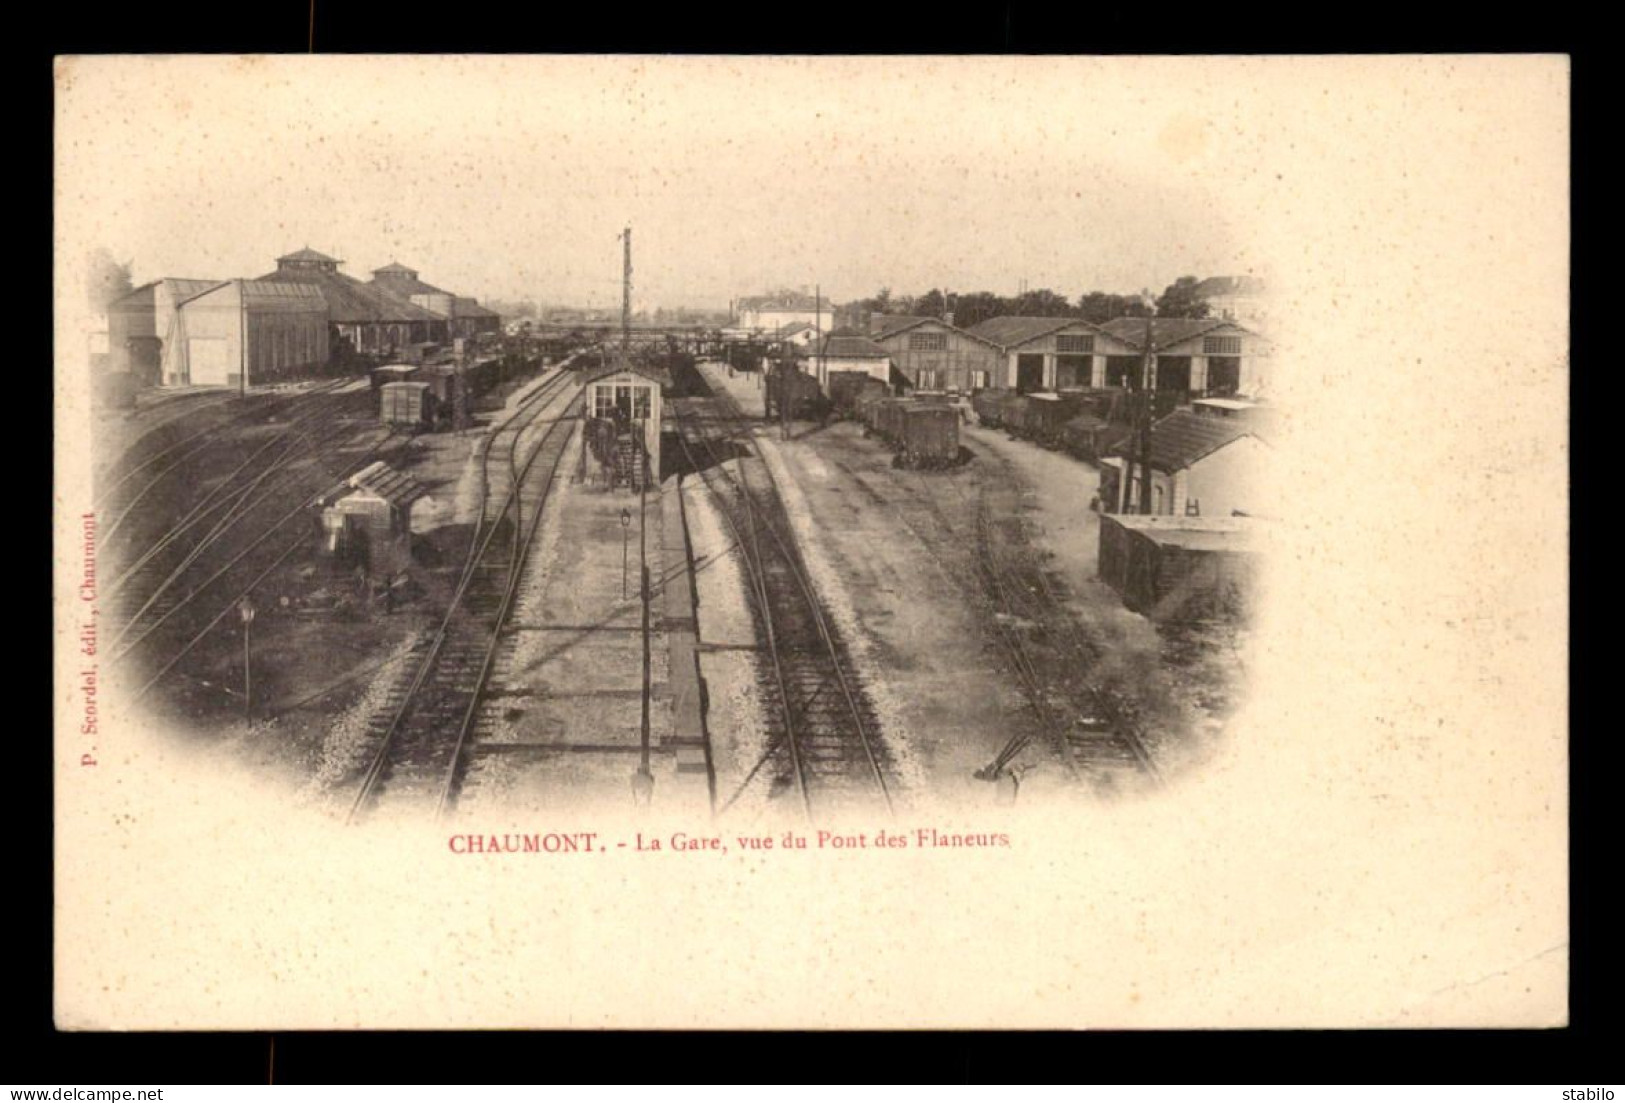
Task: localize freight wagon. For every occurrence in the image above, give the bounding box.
[829,371,889,418]
[380,381,436,427]
[853,388,888,431]
[766,365,830,422]
[869,398,911,443]
[1060,414,1132,464]
[895,404,961,470]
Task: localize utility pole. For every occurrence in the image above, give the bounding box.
[814,282,823,390]
[635,429,653,805]
[620,225,633,368]
[1137,295,1157,515]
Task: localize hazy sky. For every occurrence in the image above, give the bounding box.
[59,56,1272,310]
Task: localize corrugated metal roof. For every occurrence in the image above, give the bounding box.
[336,460,428,508]
[870,314,935,338]
[165,277,229,300]
[257,268,445,324]
[966,315,1091,348]
[1106,409,1261,472]
[799,335,889,359]
[871,316,1006,351]
[278,247,341,264]
[240,281,328,305]
[369,269,451,299]
[581,361,674,389]
[1097,317,1238,350]
[452,296,501,319]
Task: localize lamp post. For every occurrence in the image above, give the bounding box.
[620,507,632,600]
[238,596,256,726]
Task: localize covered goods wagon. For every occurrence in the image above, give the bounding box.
[896,404,960,469]
[1097,514,1259,622]
[380,381,436,427]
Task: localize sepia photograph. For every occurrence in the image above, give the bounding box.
[52,54,1569,1031]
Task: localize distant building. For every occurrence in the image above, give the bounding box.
[796,334,891,388]
[735,291,834,333]
[368,261,503,340]
[1192,275,1269,329]
[772,320,819,349]
[1099,408,1268,518]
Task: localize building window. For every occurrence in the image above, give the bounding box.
[909,332,947,351]
[1203,335,1242,356]
[1056,334,1095,354]
[970,370,990,390]
[917,369,938,390]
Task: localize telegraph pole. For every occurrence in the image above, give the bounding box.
[1137,294,1157,515]
[814,282,823,390]
[620,226,633,367]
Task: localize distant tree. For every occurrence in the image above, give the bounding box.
[87,247,133,310]
[1154,276,1211,319]
[913,288,947,318]
[1013,288,1075,318]
[949,290,1005,329]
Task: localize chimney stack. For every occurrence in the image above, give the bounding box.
[943,311,955,328]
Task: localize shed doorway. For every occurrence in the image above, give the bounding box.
[1206,356,1241,396]
[1015,354,1044,394]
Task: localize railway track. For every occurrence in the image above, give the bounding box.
[673,388,894,821]
[97,378,358,542]
[805,425,1162,792]
[877,438,1160,789]
[348,366,582,823]
[107,393,376,637]
[117,404,403,700]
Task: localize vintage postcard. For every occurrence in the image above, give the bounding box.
[52,54,1568,1029]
